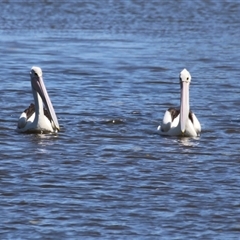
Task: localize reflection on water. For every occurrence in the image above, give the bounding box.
[33,134,59,151]
[177,137,200,147]
[0,0,240,239]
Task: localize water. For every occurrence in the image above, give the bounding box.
[0,1,240,239]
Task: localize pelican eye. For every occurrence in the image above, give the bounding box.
[187,77,189,80]
[34,72,38,76]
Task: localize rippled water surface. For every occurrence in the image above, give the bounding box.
[1,1,240,239]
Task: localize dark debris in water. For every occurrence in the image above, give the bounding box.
[225,128,239,134]
[104,119,125,124]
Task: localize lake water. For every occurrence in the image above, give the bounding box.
[0,1,240,239]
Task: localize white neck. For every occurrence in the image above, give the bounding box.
[32,88,44,123]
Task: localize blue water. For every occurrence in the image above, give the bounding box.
[0,1,240,239]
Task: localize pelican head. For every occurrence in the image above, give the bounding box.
[30,66,60,131]
[179,68,191,133]
[180,68,191,84]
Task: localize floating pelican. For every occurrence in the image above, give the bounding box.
[158,69,201,137]
[17,66,60,133]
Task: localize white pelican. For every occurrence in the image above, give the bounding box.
[157,69,201,137]
[17,66,60,133]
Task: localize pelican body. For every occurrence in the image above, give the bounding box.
[158,69,201,137]
[17,66,60,133]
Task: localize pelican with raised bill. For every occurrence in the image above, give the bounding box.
[157,69,201,137]
[17,66,60,133]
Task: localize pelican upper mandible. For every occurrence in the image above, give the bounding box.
[17,66,60,133]
[157,69,201,137]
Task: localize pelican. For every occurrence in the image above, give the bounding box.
[17,66,60,133]
[157,69,201,137]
